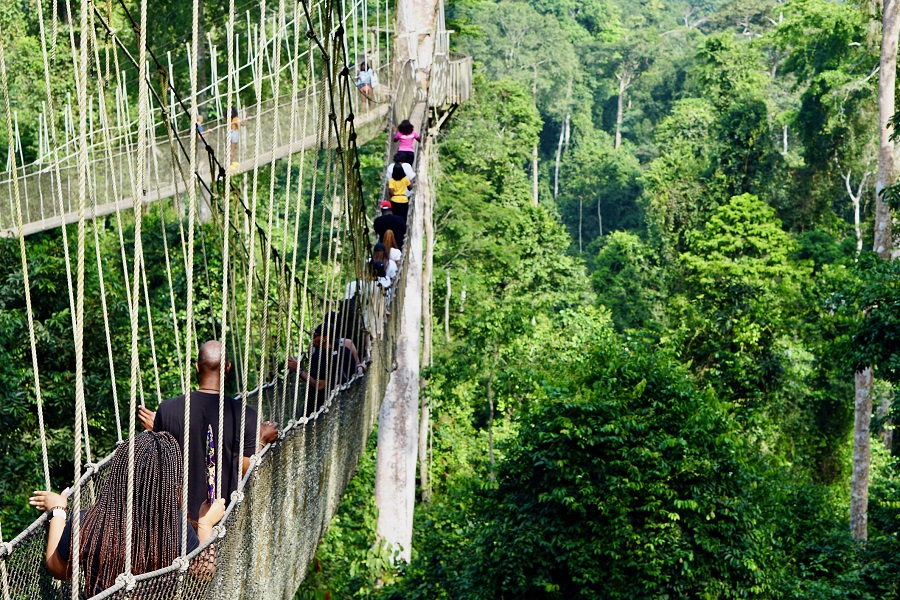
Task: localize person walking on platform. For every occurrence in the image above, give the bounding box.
[386,164,413,222]
[393,120,419,164]
[137,340,278,522]
[228,107,251,173]
[385,152,415,186]
[356,62,375,108]
[373,200,406,249]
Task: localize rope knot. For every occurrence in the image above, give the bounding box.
[115,572,137,592]
[0,541,13,558]
[172,556,190,572]
[306,29,316,40]
[340,66,349,77]
[231,490,245,504]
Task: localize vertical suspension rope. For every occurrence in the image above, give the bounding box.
[93,84,123,442]
[0,23,51,492]
[218,0,238,499]
[257,0,286,449]
[278,0,308,420]
[70,0,92,591]
[182,0,202,556]
[237,0,267,489]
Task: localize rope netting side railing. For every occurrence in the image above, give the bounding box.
[0,0,423,596]
[0,330,402,600]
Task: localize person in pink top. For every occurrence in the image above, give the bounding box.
[393,120,419,164]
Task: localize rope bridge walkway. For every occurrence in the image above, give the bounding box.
[0,0,469,595]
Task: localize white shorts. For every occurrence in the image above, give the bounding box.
[230,130,239,144]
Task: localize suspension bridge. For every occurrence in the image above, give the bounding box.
[0,0,470,596]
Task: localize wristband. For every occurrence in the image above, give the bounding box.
[50,508,66,520]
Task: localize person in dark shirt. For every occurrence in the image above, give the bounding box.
[373,200,406,249]
[137,340,278,521]
[29,431,225,597]
[288,322,361,415]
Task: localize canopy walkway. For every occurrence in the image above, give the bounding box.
[0,0,470,596]
[0,3,471,238]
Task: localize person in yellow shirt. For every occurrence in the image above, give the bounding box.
[386,163,413,221]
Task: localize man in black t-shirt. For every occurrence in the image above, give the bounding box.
[138,341,278,521]
[373,201,406,249]
[289,323,360,415]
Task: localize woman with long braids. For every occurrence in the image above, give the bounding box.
[30,431,226,596]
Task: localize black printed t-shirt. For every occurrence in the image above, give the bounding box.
[154,391,258,521]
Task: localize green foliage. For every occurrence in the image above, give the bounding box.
[557,130,643,249]
[590,231,661,332]
[398,334,776,598]
[838,253,900,379]
[459,2,580,120]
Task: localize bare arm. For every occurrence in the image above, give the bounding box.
[343,339,364,374]
[241,422,279,475]
[30,491,71,580]
[190,499,225,581]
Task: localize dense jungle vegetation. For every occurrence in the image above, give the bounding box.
[4,0,900,597]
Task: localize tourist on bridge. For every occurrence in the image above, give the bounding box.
[30,431,226,596]
[356,61,375,107]
[138,340,278,522]
[228,107,252,172]
[371,242,398,281]
[386,164,413,222]
[373,200,406,249]
[381,230,402,276]
[385,152,416,188]
[288,322,361,414]
[393,119,419,164]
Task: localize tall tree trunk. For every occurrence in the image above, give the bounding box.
[487,348,498,482]
[875,0,899,260]
[375,136,427,562]
[554,117,565,201]
[444,272,450,342]
[554,81,572,201]
[375,0,439,561]
[844,170,869,257]
[532,64,539,206]
[851,367,874,540]
[579,196,583,253]
[615,69,629,150]
[852,0,900,540]
[597,198,603,238]
[419,151,435,503]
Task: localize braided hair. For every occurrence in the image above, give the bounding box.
[76,431,184,594]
